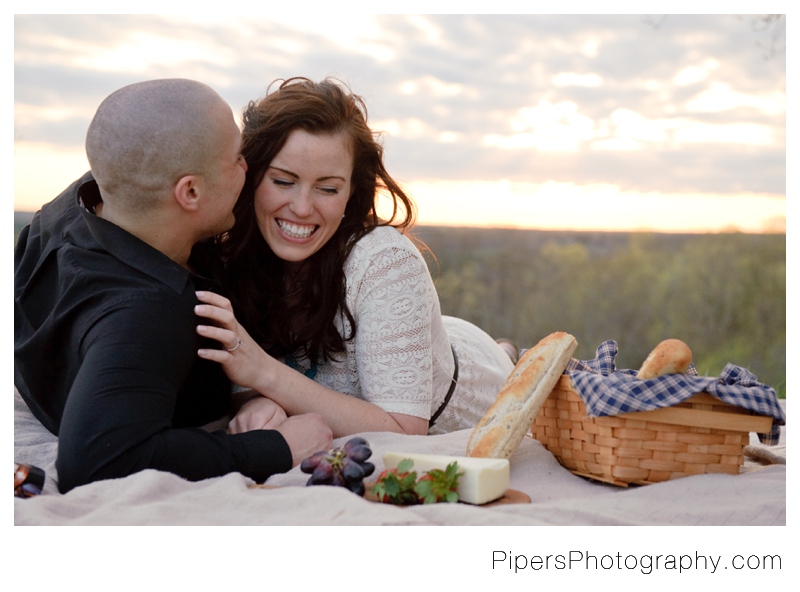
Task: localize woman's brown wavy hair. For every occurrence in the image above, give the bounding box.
[221,77,417,363]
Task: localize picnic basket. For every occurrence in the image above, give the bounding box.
[530,375,774,487]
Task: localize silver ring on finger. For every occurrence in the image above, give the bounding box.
[226,338,243,352]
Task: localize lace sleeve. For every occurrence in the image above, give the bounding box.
[346,230,437,419]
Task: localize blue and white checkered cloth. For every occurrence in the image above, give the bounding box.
[562,340,785,445]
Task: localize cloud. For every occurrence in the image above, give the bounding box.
[13,13,785,215]
[685,81,785,115]
[552,72,604,88]
[482,101,596,152]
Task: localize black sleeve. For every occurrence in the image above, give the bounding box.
[55,296,292,493]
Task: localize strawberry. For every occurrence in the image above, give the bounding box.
[371,459,464,505]
[371,459,419,505]
[413,462,462,504]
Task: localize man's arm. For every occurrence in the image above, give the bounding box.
[55,297,298,493]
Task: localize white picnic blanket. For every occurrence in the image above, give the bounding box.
[14,387,785,526]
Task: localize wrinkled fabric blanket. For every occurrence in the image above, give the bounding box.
[14,387,785,526]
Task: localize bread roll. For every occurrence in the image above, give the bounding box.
[636,338,693,379]
[466,331,578,459]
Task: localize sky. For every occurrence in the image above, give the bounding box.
[12,12,787,232]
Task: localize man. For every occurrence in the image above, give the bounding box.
[14,79,332,494]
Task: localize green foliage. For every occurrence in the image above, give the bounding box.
[371,460,463,504]
[371,460,419,505]
[418,227,786,398]
[414,462,463,504]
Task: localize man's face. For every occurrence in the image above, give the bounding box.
[201,105,248,237]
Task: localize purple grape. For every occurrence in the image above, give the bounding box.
[310,462,334,485]
[342,460,365,483]
[304,438,373,496]
[307,471,334,486]
[300,451,327,474]
[346,445,372,463]
[360,462,375,478]
[343,437,368,454]
[346,480,366,496]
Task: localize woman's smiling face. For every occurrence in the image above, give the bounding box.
[254,129,353,267]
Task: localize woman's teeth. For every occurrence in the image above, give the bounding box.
[277,219,317,239]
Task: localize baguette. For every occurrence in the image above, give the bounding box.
[466,331,578,459]
[636,338,693,379]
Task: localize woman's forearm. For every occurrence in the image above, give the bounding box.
[194,290,428,437]
[251,356,427,437]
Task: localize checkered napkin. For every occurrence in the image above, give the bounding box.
[563,340,785,445]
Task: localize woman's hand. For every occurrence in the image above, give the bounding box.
[195,290,272,391]
[228,396,288,434]
[195,292,426,438]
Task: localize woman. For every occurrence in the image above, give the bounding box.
[195,77,514,438]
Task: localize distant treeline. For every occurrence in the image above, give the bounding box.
[14,212,785,396]
[415,226,786,397]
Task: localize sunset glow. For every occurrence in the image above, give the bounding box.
[13,14,786,233]
[395,181,785,233]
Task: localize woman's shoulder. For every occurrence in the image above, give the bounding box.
[344,225,429,284]
[349,225,419,258]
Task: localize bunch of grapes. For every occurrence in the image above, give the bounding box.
[300,437,375,496]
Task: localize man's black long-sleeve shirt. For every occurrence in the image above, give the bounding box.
[14,172,292,493]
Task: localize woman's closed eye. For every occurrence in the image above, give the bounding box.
[271,180,340,196]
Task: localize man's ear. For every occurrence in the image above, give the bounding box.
[173,174,203,212]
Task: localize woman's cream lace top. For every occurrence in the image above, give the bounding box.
[289,226,513,434]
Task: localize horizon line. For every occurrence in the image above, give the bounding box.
[14,210,786,236]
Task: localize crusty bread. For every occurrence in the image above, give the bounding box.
[636,338,693,379]
[466,332,578,459]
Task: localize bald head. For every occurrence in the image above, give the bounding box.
[86,79,234,211]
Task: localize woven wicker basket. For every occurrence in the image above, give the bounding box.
[530,375,774,486]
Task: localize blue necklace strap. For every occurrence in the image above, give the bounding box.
[285,355,319,381]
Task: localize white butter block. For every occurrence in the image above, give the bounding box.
[383,451,510,505]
